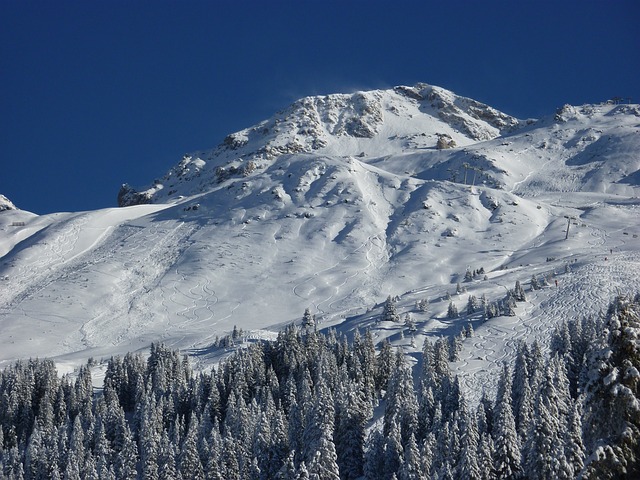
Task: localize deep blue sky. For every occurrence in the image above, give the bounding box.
[2,0,639,214]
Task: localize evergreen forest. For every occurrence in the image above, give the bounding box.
[0,294,639,480]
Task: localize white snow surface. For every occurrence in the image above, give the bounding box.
[2,84,640,402]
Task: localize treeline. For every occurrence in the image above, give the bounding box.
[0,295,639,479]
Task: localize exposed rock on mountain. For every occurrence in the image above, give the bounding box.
[0,195,16,211]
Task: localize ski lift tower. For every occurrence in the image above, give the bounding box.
[564,215,576,240]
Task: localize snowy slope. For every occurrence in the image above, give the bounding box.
[1,85,639,401]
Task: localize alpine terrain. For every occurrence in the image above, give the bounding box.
[1,83,639,478]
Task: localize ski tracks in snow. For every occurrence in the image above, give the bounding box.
[0,213,90,309]
[453,251,640,404]
[292,232,387,320]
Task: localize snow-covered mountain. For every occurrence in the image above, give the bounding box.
[118,84,525,206]
[1,84,639,399]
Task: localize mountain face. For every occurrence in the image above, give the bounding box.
[1,84,640,399]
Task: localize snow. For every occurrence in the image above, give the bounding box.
[1,85,639,403]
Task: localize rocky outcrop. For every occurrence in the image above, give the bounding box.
[117,184,158,207]
[0,194,16,211]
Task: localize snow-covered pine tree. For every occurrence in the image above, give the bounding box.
[375,340,394,391]
[492,364,522,479]
[511,341,530,434]
[276,451,297,480]
[581,295,640,478]
[530,274,540,291]
[448,334,462,362]
[456,400,482,480]
[420,432,436,478]
[416,298,429,313]
[335,374,367,479]
[302,308,315,330]
[404,313,417,333]
[564,398,586,476]
[382,296,401,323]
[447,301,459,319]
[302,377,336,469]
[467,295,479,316]
[178,418,205,480]
[524,356,573,480]
[397,433,423,480]
[464,323,474,338]
[383,416,403,478]
[513,280,526,302]
[307,430,340,480]
[384,352,419,447]
[363,430,385,480]
[464,268,474,282]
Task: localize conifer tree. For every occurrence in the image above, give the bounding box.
[335,376,367,479]
[276,451,297,480]
[416,298,429,313]
[384,416,403,478]
[24,424,47,480]
[139,402,161,480]
[307,433,340,480]
[467,295,478,316]
[420,433,436,478]
[464,268,474,282]
[382,296,401,323]
[302,378,335,467]
[582,295,640,478]
[302,308,315,330]
[492,365,521,479]
[448,334,462,362]
[511,341,530,435]
[384,353,419,446]
[363,430,385,480]
[397,433,423,480]
[83,452,99,480]
[375,340,394,391]
[513,280,526,302]
[179,418,205,480]
[447,301,459,319]
[204,424,223,480]
[530,275,540,291]
[457,400,482,480]
[477,433,496,480]
[524,400,561,480]
[115,425,139,480]
[404,313,417,333]
[220,436,242,480]
[63,450,82,480]
[296,461,310,480]
[564,399,585,478]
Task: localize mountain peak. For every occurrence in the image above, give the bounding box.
[118,83,523,206]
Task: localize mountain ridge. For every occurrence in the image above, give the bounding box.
[117,83,528,207]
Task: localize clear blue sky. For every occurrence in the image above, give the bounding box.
[2,0,638,214]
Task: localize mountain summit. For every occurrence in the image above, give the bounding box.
[118,84,525,206]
